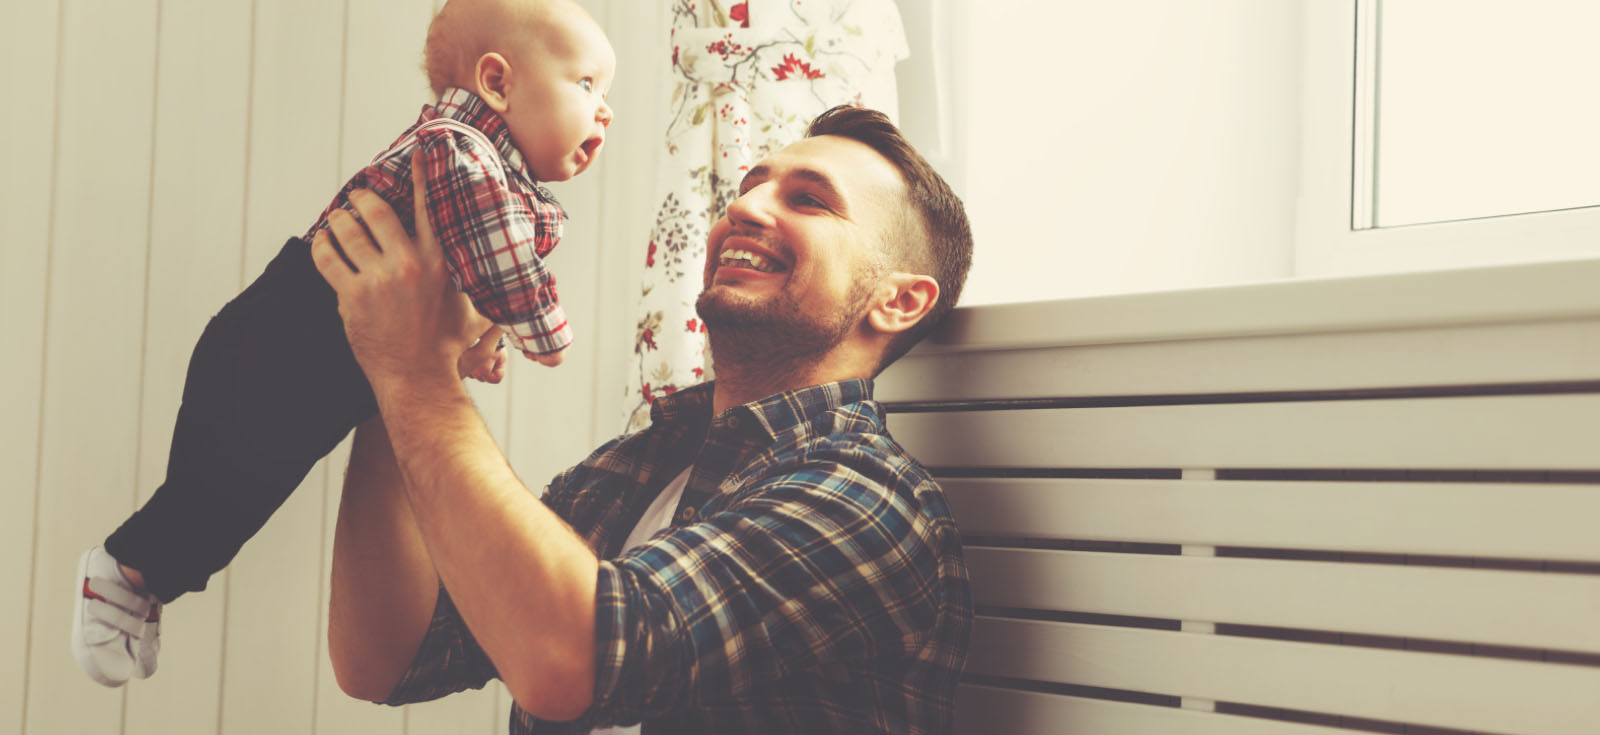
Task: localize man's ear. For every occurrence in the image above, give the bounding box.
[474,53,512,112]
[866,273,940,336]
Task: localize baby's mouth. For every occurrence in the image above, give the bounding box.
[578,137,603,162]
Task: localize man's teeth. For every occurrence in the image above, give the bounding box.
[719,248,783,273]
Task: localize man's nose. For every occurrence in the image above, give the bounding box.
[724,183,776,227]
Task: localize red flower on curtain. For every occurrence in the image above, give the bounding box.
[729,2,749,27]
[641,382,681,405]
[771,53,825,80]
[707,34,750,59]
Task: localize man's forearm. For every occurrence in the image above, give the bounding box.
[328,416,441,701]
[375,371,599,721]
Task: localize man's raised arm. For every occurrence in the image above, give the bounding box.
[326,416,441,700]
[310,153,599,720]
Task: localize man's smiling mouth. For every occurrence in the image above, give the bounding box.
[718,248,787,274]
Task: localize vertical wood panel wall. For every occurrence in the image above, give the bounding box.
[1,0,666,732]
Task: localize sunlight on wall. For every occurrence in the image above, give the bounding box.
[903,1,1304,306]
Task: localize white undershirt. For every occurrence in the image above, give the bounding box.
[588,467,692,735]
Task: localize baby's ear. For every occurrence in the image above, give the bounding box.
[474,52,512,112]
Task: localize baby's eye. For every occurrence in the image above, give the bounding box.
[578,77,594,92]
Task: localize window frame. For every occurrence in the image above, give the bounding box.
[1295,0,1600,278]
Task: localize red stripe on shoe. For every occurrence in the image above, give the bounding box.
[82,578,110,604]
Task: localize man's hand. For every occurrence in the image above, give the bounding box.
[311,150,492,390]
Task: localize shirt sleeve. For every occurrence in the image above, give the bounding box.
[384,478,586,707]
[415,128,573,359]
[382,586,501,706]
[581,444,949,725]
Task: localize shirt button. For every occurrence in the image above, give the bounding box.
[677,506,697,523]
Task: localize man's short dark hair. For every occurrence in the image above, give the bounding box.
[805,105,973,372]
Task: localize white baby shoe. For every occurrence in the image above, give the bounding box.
[71,547,160,687]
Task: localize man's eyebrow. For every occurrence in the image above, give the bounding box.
[739,164,845,205]
[787,167,844,204]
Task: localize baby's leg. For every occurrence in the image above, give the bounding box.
[103,237,377,603]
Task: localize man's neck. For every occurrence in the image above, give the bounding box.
[707,341,875,415]
[709,360,819,416]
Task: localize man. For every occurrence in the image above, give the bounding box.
[311,106,974,734]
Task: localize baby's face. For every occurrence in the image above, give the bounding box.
[502,12,615,182]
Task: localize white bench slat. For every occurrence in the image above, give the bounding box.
[891,394,1600,470]
[945,477,1600,561]
[956,685,1358,735]
[918,260,1600,356]
[879,319,1600,403]
[967,547,1600,653]
[969,617,1600,735]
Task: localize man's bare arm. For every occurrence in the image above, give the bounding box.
[327,416,440,701]
[326,323,513,700]
[311,155,598,720]
[371,362,598,720]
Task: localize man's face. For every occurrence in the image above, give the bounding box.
[696,135,908,353]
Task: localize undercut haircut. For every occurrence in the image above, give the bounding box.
[805,105,974,372]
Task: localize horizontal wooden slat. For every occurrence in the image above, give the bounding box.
[944,477,1600,561]
[967,547,1600,653]
[956,685,1358,735]
[912,258,1600,354]
[970,617,1600,735]
[880,318,1600,403]
[890,394,1600,470]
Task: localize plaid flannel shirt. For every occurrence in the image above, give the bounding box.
[305,87,571,357]
[384,379,973,734]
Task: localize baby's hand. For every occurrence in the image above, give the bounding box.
[458,326,509,384]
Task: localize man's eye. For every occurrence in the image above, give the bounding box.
[578,77,594,92]
[795,193,827,209]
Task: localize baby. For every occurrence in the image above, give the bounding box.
[72,0,614,687]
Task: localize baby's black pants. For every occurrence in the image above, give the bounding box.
[104,237,377,603]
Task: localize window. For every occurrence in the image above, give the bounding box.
[1367,0,1600,228]
[1299,0,1600,276]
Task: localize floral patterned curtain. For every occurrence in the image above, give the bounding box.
[623,0,908,432]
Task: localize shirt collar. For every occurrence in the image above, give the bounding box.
[648,379,877,444]
[429,87,538,187]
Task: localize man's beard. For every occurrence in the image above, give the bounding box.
[695,275,874,376]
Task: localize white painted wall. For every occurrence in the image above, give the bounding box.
[908,0,1305,305]
[0,0,666,732]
